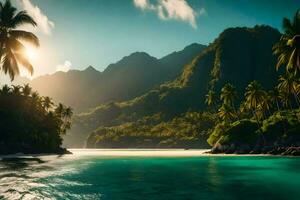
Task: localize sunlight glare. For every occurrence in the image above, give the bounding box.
[25,46,38,61]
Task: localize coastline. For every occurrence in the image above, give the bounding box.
[1,148,300,160]
[1,149,299,159]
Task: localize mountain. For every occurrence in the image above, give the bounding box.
[68,25,283,148]
[28,44,206,111]
[29,66,102,111]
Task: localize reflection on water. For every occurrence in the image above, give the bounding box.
[0,150,299,200]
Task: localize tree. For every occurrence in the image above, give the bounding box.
[0,0,39,80]
[42,96,53,111]
[278,73,300,107]
[273,10,300,75]
[0,84,10,95]
[205,90,218,110]
[220,83,238,111]
[245,81,267,121]
[0,85,73,154]
[22,84,32,97]
[217,104,236,123]
[268,88,281,111]
[12,85,21,95]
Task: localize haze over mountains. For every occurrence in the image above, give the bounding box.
[20,43,206,111]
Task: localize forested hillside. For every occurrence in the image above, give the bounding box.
[66,25,282,148]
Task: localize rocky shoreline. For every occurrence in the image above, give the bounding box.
[211,143,300,156]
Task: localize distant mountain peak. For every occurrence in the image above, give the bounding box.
[84,66,98,72]
[129,52,151,57]
[125,52,157,61]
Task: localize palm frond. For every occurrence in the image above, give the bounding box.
[10,30,39,47]
[7,37,26,52]
[15,52,34,75]
[10,11,37,28]
[2,48,19,80]
[1,0,17,27]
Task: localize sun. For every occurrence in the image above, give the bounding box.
[25,46,38,61]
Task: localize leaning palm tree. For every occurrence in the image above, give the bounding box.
[220,83,238,109]
[278,73,300,107]
[273,10,300,75]
[0,0,39,80]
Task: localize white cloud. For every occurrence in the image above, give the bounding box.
[133,0,203,28]
[21,0,55,35]
[56,61,72,72]
[133,0,150,10]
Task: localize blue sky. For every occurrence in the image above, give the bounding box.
[5,0,300,78]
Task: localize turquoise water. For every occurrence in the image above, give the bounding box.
[0,152,299,200]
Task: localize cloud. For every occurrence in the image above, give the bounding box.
[133,0,203,28]
[21,0,55,35]
[133,0,150,10]
[56,61,72,72]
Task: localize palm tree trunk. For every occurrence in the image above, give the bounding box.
[276,100,280,112]
[252,108,266,145]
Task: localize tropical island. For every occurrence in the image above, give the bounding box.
[0,0,299,156]
[0,0,72,155]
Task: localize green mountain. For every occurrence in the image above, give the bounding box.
[28,44,206,111]
[69,25,282,148]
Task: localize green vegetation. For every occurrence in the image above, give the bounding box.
[73,25,281,149]
[80,11,300,154]
[0,84,73,154]
[208,10,300,155]
[86,112,215,148]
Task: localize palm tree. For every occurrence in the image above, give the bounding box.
[55,103,65,116]
[31,91,40,102]
[0,0,39,80]
[245,81,267,121]
[273,10,300,75]
[22,84,32,97]
[220,83,238,110]
[0,84,10,95]
[11,85,21,95]
[260,95,273,117]
[218,104,236,123]
[42,96,53,111]
[278,73,300,107]
[280,90,292,109]
[63,107,73,119]
[268,88,281,111]
[205,90,218,110]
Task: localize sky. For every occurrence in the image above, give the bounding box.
[1,0,299,81]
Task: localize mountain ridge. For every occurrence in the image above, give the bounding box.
[24,43,206,111]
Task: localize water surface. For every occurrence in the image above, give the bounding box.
[0,149,299,200]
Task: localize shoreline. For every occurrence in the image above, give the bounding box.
[1,149,299,159]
